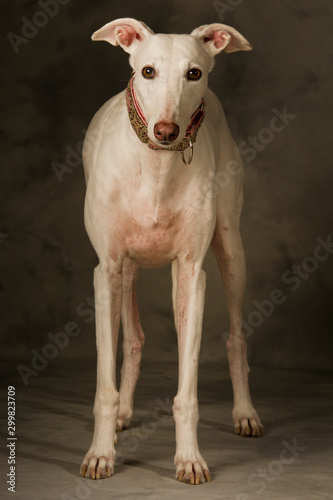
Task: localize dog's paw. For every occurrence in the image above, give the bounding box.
[80,453,115,479]
[116,414,131,432]
[175,458,211,485]
[233,407,263,437]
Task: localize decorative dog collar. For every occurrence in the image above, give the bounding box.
[126,75,205,162]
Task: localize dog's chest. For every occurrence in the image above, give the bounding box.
[121,198,182,268]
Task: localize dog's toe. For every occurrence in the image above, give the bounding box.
[80,454,114,479]
[176,459,210,485]
[234,415,263,437]
[233,405,263,437]
[116,416,131,432]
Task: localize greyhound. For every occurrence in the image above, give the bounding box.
[80,18,263,485]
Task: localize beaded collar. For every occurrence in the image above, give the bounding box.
[126,75,206,162]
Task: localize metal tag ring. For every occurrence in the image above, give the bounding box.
[181,139,194,165]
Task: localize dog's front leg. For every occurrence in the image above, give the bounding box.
[172,259,210,485]
[81,262,123,479]
[117,258,145,431]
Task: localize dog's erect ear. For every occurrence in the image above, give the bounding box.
[91,18,154,54]
[191,23,252,55]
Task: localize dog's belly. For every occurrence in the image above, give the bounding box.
[125,224,177,268]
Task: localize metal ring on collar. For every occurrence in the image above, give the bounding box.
[181,139,194,165]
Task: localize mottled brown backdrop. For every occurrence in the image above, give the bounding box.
[1,0,333,370]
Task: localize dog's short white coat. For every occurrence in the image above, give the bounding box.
[80,18,263,484]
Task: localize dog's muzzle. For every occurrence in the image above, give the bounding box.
[126,75,205,164]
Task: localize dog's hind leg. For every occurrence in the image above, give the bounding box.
[117,257,145,431]
[211,148,263,437]
[211,210,263,437]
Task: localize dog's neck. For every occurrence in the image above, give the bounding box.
[126,75,206,153]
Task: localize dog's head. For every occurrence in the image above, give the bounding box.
[92,18,252,148]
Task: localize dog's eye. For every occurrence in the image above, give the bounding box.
[187,68,202,81]
[142,66,155,79]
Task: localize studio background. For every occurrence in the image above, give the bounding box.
[1,0,333,372]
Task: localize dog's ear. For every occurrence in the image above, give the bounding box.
[191,23,252,55]
[91,18,154,54]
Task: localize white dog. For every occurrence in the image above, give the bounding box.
[80,18,263,485]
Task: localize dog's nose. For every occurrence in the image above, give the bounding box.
[154,121,179,142]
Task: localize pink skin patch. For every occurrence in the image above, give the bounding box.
[116,26,143,47]
[204,31,229,49]
[123,216,179,268]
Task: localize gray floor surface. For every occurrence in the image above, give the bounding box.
[1,359,332,500]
